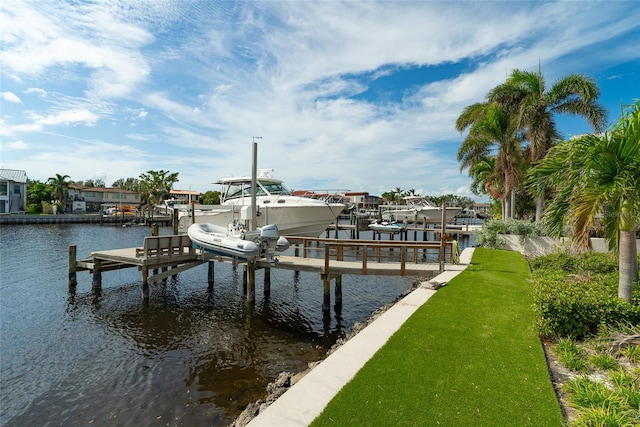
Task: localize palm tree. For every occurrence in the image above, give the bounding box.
[489,68,607,222]
[529,100,640,301]
[468,155,498,197]
[456,102,524,219]
[382,187,405,205]
[138,170,179,215]
[47,173,71,211]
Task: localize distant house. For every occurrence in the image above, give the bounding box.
[0,169,28,214]
[472,203,492,218]
[169,189,201,204]
[343,192,380,210]
[291,190,380,210]
[68,184,141,213]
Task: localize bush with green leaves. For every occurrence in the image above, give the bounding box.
[26,203,42,214]
[531,252,640,340]
[474,218,542,248]
[529,251,620,275]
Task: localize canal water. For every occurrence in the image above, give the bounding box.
[0,223,472,426]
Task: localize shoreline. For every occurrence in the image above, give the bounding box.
[229,273,449,427]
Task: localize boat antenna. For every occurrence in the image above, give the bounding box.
[251,137,261,230]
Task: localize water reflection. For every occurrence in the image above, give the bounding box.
[58,269,344,424]
[2,225,431,426]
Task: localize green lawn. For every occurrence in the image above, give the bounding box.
[311,248,564,426]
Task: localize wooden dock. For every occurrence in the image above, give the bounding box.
[69,235,214,299]
[69,233,460,310]
[261,256,440,276]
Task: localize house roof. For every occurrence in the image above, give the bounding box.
[0,169,28,183]
[170,189,201,196]
[69,183,137,194]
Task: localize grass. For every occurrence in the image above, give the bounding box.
[311,248,564,426]
[549,338,640,426]
[556,338,589,373]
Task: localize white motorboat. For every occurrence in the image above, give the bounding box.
[178,169,345,237]
[380,196,461,224]
[368,219,406,234]
[187,221,289,262]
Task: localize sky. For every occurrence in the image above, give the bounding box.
[1,1,639,202]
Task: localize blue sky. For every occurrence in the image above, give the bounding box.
[1,1,639,201]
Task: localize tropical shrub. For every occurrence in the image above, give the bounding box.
[531,252,640,339]
[26,203,42,214]
[529,251,618,274]
[474,218,542,248]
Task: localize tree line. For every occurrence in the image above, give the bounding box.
[26,170,197,213]
[379,187,476,209]
[455,66,638,301]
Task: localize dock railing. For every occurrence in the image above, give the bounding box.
[135,235,195,259]
[285,237,455,276]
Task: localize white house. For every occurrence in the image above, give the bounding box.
[0,169,28,214]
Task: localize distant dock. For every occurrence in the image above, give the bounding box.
[1,213,172,226]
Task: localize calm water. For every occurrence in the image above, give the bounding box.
[0,224,452,426]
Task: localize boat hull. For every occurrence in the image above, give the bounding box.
[381,206,460,224]
[368,220,406,234]
[179,203,344,237]
[187,223,260,260]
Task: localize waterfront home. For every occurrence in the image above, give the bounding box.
[0,169,28,214]
[343,191,380,211]
[168,189,201,204]
[68,184,141,213]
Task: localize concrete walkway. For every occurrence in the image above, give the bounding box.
[247,248,475,427]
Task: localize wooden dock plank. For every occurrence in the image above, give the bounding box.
[258,256,442,276]
[89,247,199,268]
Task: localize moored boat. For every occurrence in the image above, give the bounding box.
[177,169,345,237]
[187,221,289,262]
[368,219,406,234]
[380,196,461,224]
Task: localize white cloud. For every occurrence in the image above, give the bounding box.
[1,0,152,99]
[3,109,100,136]
[32,109,100,127]
[1,91,22,103]
[2,139,28,150]
[25,87,48,97]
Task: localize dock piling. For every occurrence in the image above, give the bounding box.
[207,260,214,291]
[335,275,342,308]
[263,267,271,297]
[142,268,150,299]
[322,274,330,312]
[68,245,78,290]
[246,260,256,303]
[92,259,102,291]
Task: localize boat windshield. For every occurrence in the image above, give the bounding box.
[224,180,292,200]
[405,197,435,207]
[260,181,291,195]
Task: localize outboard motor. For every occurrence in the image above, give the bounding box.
[258,224,287,263]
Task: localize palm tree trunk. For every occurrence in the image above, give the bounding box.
[502,197,508,220]
[619,198,638,302]
[618,229,638,302]
[535,195,544,223]
[510,188,516,219]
